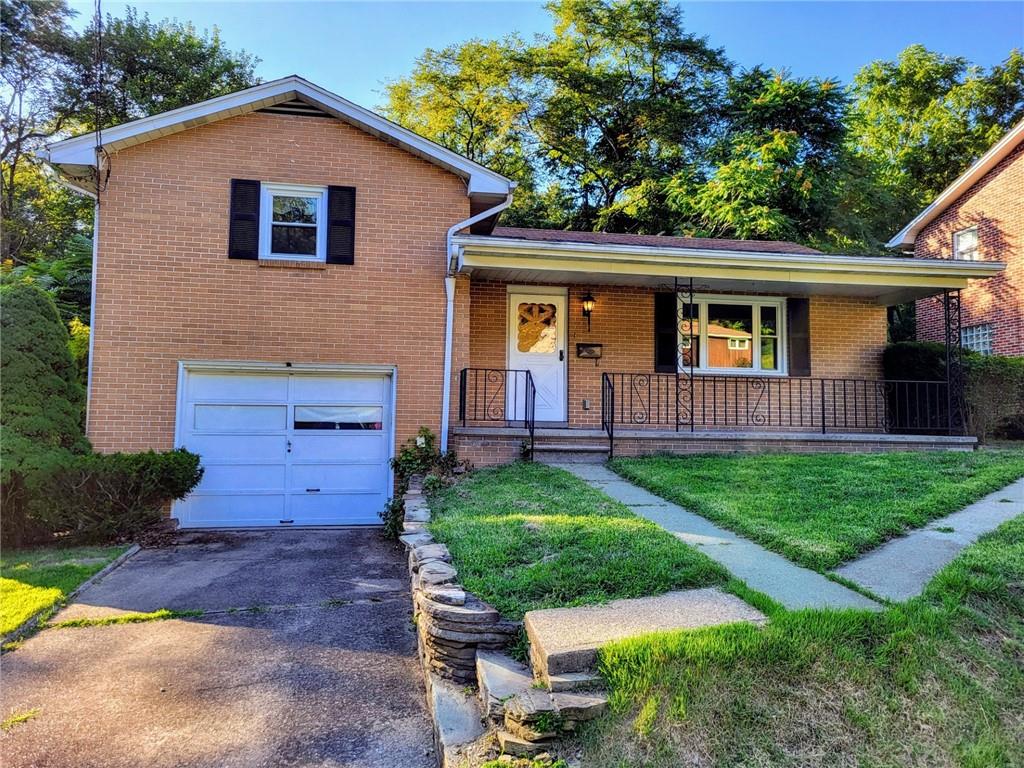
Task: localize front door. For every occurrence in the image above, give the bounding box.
[507,290,567,423]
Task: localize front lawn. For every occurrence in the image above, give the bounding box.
[581,514,1024,767]
[428,462,727,619]
[0,545,129,636]
[611,450,1024,571]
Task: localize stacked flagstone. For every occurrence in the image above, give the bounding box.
[399,478,521,684]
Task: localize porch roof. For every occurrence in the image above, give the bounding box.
[452,232,1004,306]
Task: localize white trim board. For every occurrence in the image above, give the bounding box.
[41,75,512,198]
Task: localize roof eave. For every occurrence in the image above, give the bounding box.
[41,75,512,199]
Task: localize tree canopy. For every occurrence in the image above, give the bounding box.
[384,0,1024,252]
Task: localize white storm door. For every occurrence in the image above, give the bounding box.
[507,291,567,423]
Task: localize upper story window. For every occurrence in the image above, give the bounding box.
[678,296,786,374]
[259,183,327,261]
[953,226,979,261]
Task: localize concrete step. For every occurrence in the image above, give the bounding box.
[534,449,608,464]
[526,587,766,679]
[533,443,609,452]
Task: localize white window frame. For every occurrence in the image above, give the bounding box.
[953,226,979,261]
[259,182,327,262]
[677,294,788,375]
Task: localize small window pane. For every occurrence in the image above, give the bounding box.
[271,225,317,255]
[294,405,383,430]
[517,303,558,353]
[194,404,286,432]
[272,195,318,224]
[760,306,778,337]
[760,338,778,370]
[708,304,753,368]
[954,228,979,260]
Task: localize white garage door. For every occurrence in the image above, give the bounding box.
[173,367,392,528]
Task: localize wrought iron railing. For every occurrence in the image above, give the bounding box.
[600,372,952,453]
[601,373,615,458]
[458,368,536,457]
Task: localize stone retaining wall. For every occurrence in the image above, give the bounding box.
[398,477,520,684]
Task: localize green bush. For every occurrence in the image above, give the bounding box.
[883,342,1024,441]
[1,282,90,544]
[30,449,204,543]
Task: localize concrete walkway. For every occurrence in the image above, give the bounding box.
[550,462,879,611]
[834,477,1024,601]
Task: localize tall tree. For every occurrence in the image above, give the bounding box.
[1,1,259,322]
[517,0,730,231]
[848,45,1024,239]
[60,7,259,128]
[666,68,849,243]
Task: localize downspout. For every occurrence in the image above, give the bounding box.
[440,188,514,453]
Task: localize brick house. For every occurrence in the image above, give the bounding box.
[889,120,1023,357]
[42,77,1003,529]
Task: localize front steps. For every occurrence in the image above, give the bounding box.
[532,436,609,464]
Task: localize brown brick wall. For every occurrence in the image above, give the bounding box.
[465,280,887,429]
[90,111,469,453]
[914,142,1023,356]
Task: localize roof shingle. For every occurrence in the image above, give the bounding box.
[489,227,822,255]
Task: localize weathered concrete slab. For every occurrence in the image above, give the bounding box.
[553,463,880,611]
[835,477,1024,601]
[526,587,765,676]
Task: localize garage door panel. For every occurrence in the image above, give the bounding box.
[290,375,386,402]
[200,464,287,492]
[186,434,288,462]
[188,372,289,402]
[176,493,287,528]
[194,404,287,432]
[289,493,385,525]
[289,463,387,492]
[289,434,388,461]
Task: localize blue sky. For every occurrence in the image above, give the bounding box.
[68,1,1023,110]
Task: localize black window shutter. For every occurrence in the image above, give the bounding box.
[326,186,356,265]
[654,292,678,373]
[228,179,260,260]
[787,298,811,377]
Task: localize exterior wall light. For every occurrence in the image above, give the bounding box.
[581,291,596,331]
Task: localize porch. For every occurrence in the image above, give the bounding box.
[446,228,1003,462]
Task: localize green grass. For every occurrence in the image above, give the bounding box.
[428,462,727,619]
[611,450,1024,571]
[47,608,204,629]
[581,514,1024,767]
[0,545,129,636]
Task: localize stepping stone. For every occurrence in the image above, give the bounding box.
[477,651,535,721]
[526,587,766,677]
[428,674,485,759]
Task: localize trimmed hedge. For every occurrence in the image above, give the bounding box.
[2,281,203,546]
[883,342,1024,441]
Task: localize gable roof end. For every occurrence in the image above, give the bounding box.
[887,119,1024,250]
[39,75,513,198]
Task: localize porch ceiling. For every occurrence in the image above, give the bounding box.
[453,235,1005,306]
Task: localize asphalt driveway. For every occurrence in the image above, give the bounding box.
[1,529,434,768]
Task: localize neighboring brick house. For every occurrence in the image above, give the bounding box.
[42,77,1002,528]
[889,121,1023,356]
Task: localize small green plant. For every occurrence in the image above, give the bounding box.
[391,427,440,478]
[1,708,41,732]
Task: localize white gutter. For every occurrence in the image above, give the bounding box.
[439,189,515,453]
